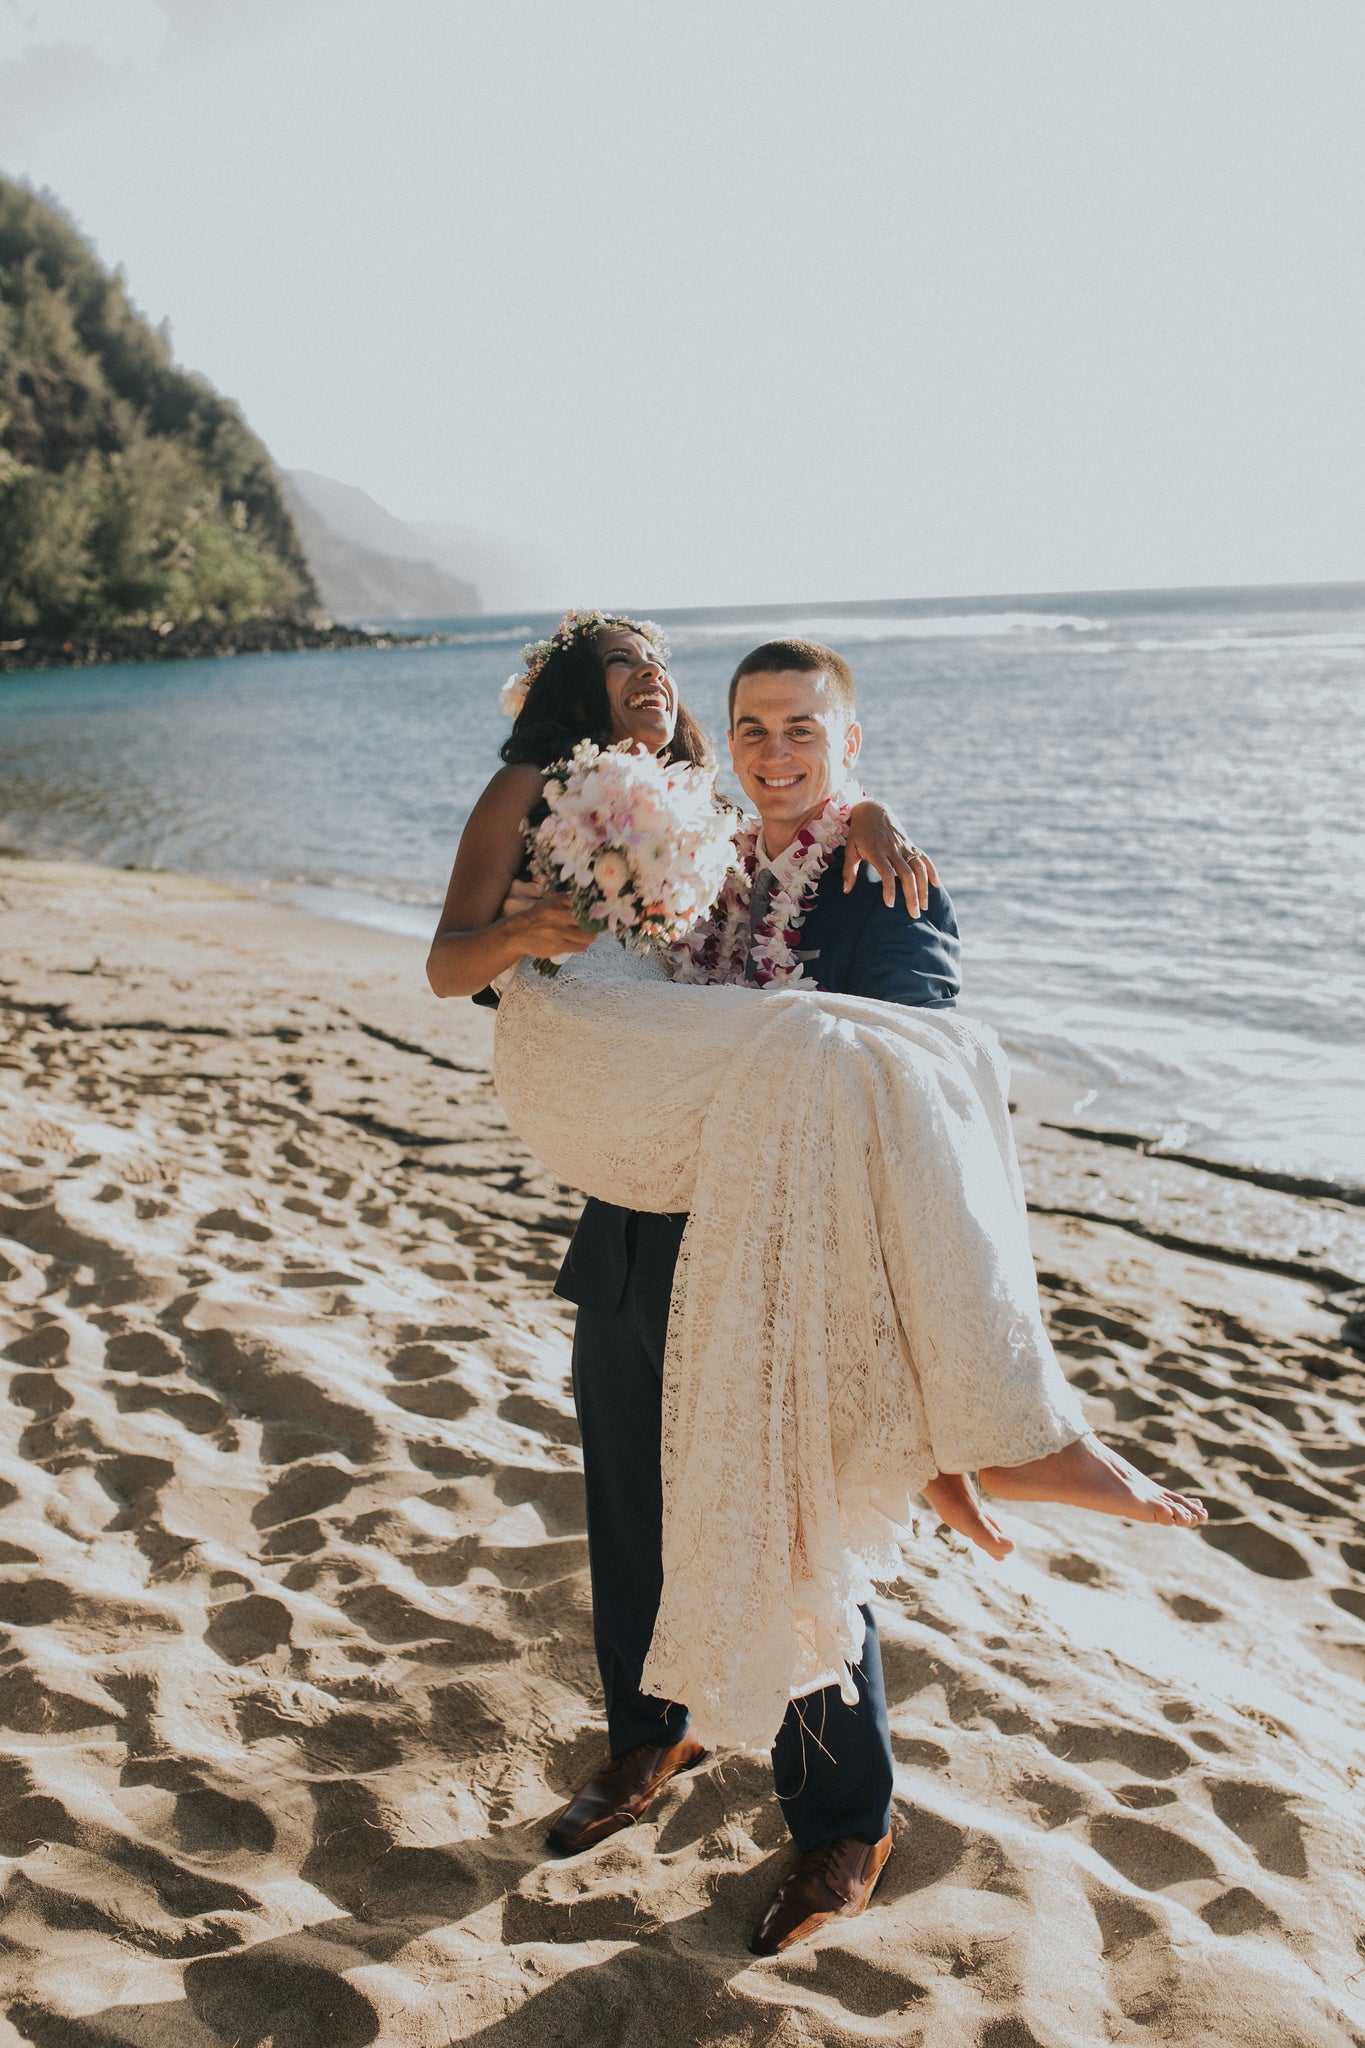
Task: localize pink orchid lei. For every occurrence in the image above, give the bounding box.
[668,793,854,988]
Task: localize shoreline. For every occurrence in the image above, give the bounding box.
[0,616,454,673]
[7,839,1361,1209]
[4,850,1361,1297]
[5,851,1365,1290]
[2,853,1364,2041]
[1038,1119,1365,1211]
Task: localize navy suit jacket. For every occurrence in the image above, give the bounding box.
[554,866,960,1325]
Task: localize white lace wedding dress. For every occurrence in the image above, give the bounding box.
[494,938,1086,1751]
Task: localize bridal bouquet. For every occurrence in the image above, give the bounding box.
[527,740,736,972]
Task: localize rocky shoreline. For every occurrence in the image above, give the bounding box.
[0,617,436,674]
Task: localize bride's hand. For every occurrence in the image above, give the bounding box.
[844,800,938,916]
[500,876,545,919]
[504,889,598,957]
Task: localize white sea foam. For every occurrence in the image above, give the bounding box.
[271,880,440,938]
[976,995,1365,1188]
[1133,628,1365,654]
[375,610,1107,650]
[670,611,1103,648]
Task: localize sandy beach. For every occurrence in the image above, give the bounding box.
[2,852,1364,2048]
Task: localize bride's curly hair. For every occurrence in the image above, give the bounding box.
[500,617,712,772]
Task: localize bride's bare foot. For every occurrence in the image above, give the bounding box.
[979,1435,1207,1527]
[922,1473,1014,1559]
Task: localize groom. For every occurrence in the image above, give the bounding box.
[550,639,961,1956]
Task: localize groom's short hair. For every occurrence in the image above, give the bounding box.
[728,639,857,726]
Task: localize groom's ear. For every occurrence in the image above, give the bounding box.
[844,720,862,767]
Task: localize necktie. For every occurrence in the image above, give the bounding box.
[746,868,776,983]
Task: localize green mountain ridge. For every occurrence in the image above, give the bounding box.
[0,178,322,644]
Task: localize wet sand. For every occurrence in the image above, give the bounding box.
[2,855,1363,2047]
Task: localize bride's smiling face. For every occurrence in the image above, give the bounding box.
[599,629,677,754]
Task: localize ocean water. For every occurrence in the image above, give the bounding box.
[2,584,1362,1188]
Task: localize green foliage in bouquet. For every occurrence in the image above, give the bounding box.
[0,178,318,638]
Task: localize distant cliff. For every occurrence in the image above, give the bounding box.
[285,470,559,617]
[0,179,337,656]
[281,472,479,621]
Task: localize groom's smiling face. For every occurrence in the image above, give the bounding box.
[729,670,862,855]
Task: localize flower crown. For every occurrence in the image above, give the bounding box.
[500,607,670,721]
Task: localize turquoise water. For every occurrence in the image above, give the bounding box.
[2,585,1362,1185]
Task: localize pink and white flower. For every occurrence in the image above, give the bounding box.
[526,740,736,971]
[593,849,631,897]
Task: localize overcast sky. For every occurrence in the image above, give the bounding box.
[2,0,1363,610]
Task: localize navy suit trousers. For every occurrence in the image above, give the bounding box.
[570,1245,894,1853]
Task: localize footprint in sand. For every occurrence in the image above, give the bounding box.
[876,1803,969,1896]
[387,1341,456,1378]
[1014,1773,1098,1828]
[388,1379,477,1422]
[1089,1888,1175,2022]
[96,1451,175,1530]
[3,1323,70,1369]
[1114,1783,1179,1810]
[103,1329,183,1376]
[205,1593,293,1665]
[300,1710,407,1775]
[502,1875,661,1946]
[196,1207,273,1242]
[260,1517,326,1558]
[1043,1721,1191,1782]
[1245,1470,1347,1517]
[252,1460,356,1527]
[185,1326,382,1465]
[499,1389,581,1447]
[0,1663,119,1735]
[406,1438,490,1479]
[114,1378,228,1436]
[1200,1884,1282,1935]
[0,1577,78,1626]
[1051,1304,1153,1350]
[889,1733,952,1769]
[1046,1551,1115,1587]
[0,1762,78,1857]
[1198,1514,1312,1580]
[333,1581,509,1663]
[770,1945,925,2020]
[428,1671,538,1761]
[446,1534,586,1591]
[155,1773,277,1856]
[0,1199,141,1308]
[1087,1812,1217,1888]
[492,1464,589,1535]
[1162,1591,1223,1623]
[1207,1778,1310,1879]
[8,1370,72,1420]
[185,1946,380,2048]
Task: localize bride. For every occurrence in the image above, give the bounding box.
[428,608,1205,1751]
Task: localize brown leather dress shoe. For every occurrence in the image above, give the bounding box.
[545,1734,707,1853]
[748,1831,893,1956]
